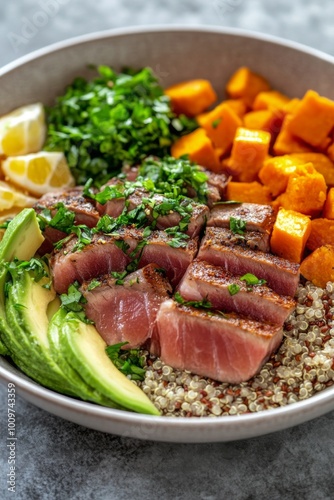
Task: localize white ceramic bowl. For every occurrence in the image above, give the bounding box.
[1,26,334,443]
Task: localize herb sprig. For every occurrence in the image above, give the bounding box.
[60,282,92,324]
[229,217,246,235]
[105,342,146,381]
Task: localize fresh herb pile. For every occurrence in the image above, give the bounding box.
[45,66,197,186]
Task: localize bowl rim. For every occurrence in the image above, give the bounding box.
[1,355,333,430]
[1,25,334,76]
[1,24,334,440]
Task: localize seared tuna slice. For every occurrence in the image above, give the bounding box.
[35,187,100,254]
[205,225,270,253]
[198,227,299,297]
[207,202,275,236]
[121,165,140,181]
[51,227,198,294]
[98,187,208,238]
[36,187,99,228]
[81,264,172,349]
[144,195,208,238]
[140,232,198,288]
[205,170,231,198]
[51,230,138,294]
[177,260,296,325]
[156,300,283,384]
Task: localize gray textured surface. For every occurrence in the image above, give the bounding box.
[1,1,334,499]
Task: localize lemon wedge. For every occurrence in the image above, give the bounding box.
[2,151,75,196]
[0,103,46,156]
[0,181,37,211]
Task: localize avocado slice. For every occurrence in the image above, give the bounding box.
[0,208,44,262]
[0,209,44,360]
[60,313,160,416]
[48,309,125,408]
[5,266,78,395]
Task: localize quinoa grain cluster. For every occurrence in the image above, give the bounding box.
[138,281,334,417]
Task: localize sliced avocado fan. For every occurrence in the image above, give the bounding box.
[0,209,160,416]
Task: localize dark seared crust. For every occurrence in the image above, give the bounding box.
[35,187,99,228]
[203,226,270,253]
[173,301,282,339]
[207,202,275,235]
[198,227,299,296]
[178,259,296,324]
[185,259,295,305]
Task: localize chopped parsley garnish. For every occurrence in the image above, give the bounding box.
[45,66,197,186]
[0,219,12,229]
[228,284,240,296]
[71,225,93,252]
[87,279,101,291]
[240,273,267,286]
[229,216,247,235]
[111,271,128,285]
[138,156,208,203]
[174,292,212,309]
[60,282,92,324]
[211,118,222,129]
[105,342,146,381]
[6,257,50,284]
[37,203,75,233]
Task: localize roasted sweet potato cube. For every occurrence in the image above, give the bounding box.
[259,156,298,197]
[253,90,290,111]
[165,79,217,117]
[227,127,271,182]
[171,128,220,172]
[300,245,334,288]
[273,115,313,155]
[223,98,247,117]
[282,98,301,114]
[270,208,311,263]
[289,153,334,186]
[275,163,327,217]
[199,102,242,155]
[226,67,270,106]
[243,110,274,130]
[306,218,334,251]
[226,181,272,204]
[287,90,334,147]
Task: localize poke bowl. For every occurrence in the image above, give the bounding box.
[0,26,334,443]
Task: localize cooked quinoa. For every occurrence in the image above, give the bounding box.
[137,281,334,417]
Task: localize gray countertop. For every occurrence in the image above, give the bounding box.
[1,1,334,499]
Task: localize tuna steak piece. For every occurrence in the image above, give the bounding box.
[177,260,296,325]
[50,231,138,294]
[204,225,270,253]
[139,232,198,288]
[205,170,231,199]
[207,202,275,236]
[156,300,283,384]
[198,227,300,297]
[81,264,172,348]
[97,188,208,238]
[36,187,99,228]
[51,227,198,294]
[35,187,100,254]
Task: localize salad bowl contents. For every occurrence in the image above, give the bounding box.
[0,28,334,442]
